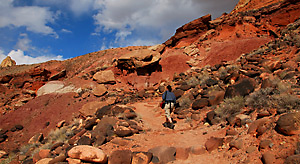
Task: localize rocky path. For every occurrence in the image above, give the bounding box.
[100,98,232,163]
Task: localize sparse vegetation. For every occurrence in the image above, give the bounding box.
[246,87,300,112]
[215,96,245,118]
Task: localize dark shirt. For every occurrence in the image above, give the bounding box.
[162,91,176,103]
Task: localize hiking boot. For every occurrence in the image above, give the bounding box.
[162,122,175,129]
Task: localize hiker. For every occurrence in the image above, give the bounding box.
[162,85,176,128]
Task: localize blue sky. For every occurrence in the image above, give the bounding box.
[0,0,238,65]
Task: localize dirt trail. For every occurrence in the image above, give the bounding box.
[101,98,233,163]
[131,98,166,131]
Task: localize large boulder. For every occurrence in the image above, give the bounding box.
[148,146,176,164]
[67,145,107,163]
[117,48,161,75]
[92,84,108,97]
[225,78,256,98]
[80,101,108,117]
[276,112,300,135]
[1,56,16,67]
[192,98,209,110]
[36,81,79,96]
[132,152,153,164]
[108,150,132,164]
[93,70,116,84]
[205,137,224,152]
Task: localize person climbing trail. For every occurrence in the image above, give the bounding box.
[162,85,176,129]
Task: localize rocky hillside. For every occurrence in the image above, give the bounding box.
[1,0,300,163]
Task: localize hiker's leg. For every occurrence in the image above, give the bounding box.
[164,103,172,123]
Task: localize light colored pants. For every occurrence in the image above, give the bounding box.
[164,102,175,121]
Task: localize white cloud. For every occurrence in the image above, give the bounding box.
[0,0,57,36]
[61,29,72,33]
[15,33,31,51]
[0,49,63,65]
[93,0,238,45]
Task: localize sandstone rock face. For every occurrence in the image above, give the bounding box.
[117,48,161,75]
[1,56,16,67]
[67,145,107,163]
[276,112,300,135]
[93,70,116,84]
[165,14,211,47]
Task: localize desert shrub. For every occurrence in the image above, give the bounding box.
[197,71,211,85]
[186,76,200,88]
[215,96,245,118]
[271,94,300,112]
[246,87,275,110]
[246,87,300,112]
[218,64,241,81]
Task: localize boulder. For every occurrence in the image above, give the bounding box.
[261,152,276,164]
[91,117,117,145]
[192,98,209,110]
[93,70,116,84]
[208,90,225,106]
[248,117,271,135]
[276,112,300,135]
[1,56,16,67]
[115,126,133,137]
[229,139,244,150]
[284,154,300,164]
[190,146,206,155]
[259,140,273,150]
[173,89,185,99]
[92,84,107,97]
[108,150,132,164]
[148,146,176,164]
[80,101,108,117]
[175,147,190,160]
[225,78,256,98]
[37,81,78,96]
[132,152,153,164]
[205,137,224,152]
[67,145,107,163]
[35,158,53,164]
[77,136,93,145]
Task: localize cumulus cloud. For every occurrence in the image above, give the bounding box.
[6,49,63,65]
[0,0,57,36]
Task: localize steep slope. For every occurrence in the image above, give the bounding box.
[1,0,300,163]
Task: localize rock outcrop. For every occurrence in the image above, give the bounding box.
[0,56,16,67]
